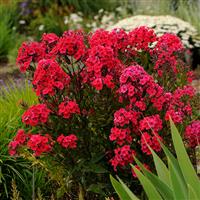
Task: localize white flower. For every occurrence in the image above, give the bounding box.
[19,20,26,25]
[116,6,123,12]
[101,14,114,24]
[91,22,97,28]
[94,15,99,20]
[38,24,44,31]
[64,16,69,24]
[86,23,92,28]
[70,13,83,23]
[98,9,104,14]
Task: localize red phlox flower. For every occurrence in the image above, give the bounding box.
[110,145,136,171]
[57,134,78,149]
[186,71,194,83]
[111,28,129,51]
[103,75,115,89]
[139,114,163,132]
[27,134,52,156]
[17,41,46,72]
[91,78,103,90]
[42,33,59,45]
[114,108,130,127]
[85,45,122,90]
[165,86,195,123]
[42,33,59,55]
[153,33,184,76]
[165,109,184,124]
[22,104,51,126]
[89,28,128,52]
[128,26,157,52]
[52,30,86,60]
[8,129,29,156]
[89,29,116,48]
[32,59,70,96]
[109,127,132,145]
[141,132,162,155]
[156,33,183,53]
[185,120,200,148]
[58,100,80,119]
[119,65,160,110]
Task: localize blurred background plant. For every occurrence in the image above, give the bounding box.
[0,1,18,63]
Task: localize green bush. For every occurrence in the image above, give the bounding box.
[110,119,200,200]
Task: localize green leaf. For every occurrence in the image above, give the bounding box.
[110,175,139,200]
[133,166,162,200]
[168,159,187,200]
[84,163,108,173]
[117,177,140,200]
[132,160,173,200]
[188,184,199,200]
[87,183,106,195]
[150,149,170,187]
[90,153,105,163]
[160,140,187,191]
[170,119,200,196]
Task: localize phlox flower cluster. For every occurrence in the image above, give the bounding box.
[17,42,46,72]
[27,134,53,156]
[9,26,198,180]
[57,134,78,149]
[58,100,80,119]
[110,145,136,171]
[8,129,53,157]
[22,104,51,126]
[51,30,86,60]
[184,120,200,148]
[8,129,29,156]
[128,26,157,52]
[153,33,184,76]
[32,59,70,96]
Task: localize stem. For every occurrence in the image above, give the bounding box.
[32,166,35,200]
[78,183,85,200]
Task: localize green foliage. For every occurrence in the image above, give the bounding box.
[0,2,18,62]
[111,119,200,200]
[31,0,119,15]
[0,20,13,62]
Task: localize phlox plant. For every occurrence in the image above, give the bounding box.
[9,26,199,199]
